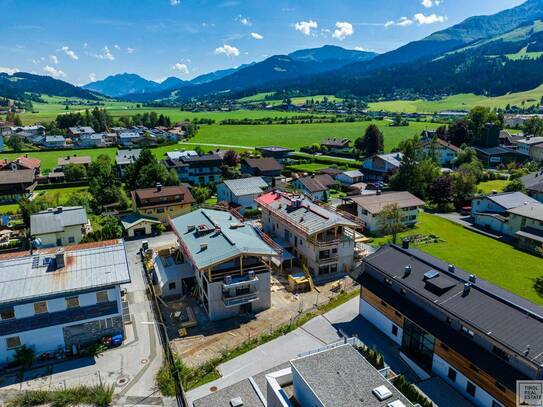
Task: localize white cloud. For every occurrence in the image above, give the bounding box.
[236,15,251,26]
[332,21,354,40]
[251,32,263,40]
[170,0,180,5]
[294,20,318,36]
[49,55,58,64]
[214,44,240,57]
[89,72,97,82]
[113,44,121,50]
[385,16,413,28]
[43,65,66,78]
[97,46,115,60]
[59,46,79,60]
[354,46,368,51]
[414,13,447,24]
[172,62,189,74]
[126,47,135,54]
[83,42,88,48]
[422,0,441,8]
[0,66,19,75]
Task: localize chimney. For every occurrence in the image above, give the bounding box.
[463,283,472,296]
[469,274,476,283]
[200,243,208,251]
[56,250,65,269]
[156,182,162,192]
[448,264,455,273]
[404,265,412,277]
[376,190,382,195]
[402,238,409,249]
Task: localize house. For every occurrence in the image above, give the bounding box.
[256,191,359,281]
[508,203,543,253]
[166,150,198,161]
[362,153,403,181]
[530,143,543,162]
[57,155,92,168]
[151,246,194,297]
[421,138,461,166]
[292,174,336,202]
[514,136,543,157]
[255,146,294,162]
[474,146,525,168]
[358,244,543,407]
[0,155,41,174]
[504,113,543,128]
[10,125,45,136]
[43,135,66,149]
[471,192,540,235]
[321,138,351,153]
[118,132,143,147]
[78,133,105,148]
[193,342,415,407]
[30,206,91,247]
[350,191,425,233]
[0,169,37,203]
[163,153,223,185]
[317,167,344,179]
[116,149,141,177]
[120,213,162,238]
[241,157,283,180]
[216,177,268,214]
[0,240,130,367]
[131,183,195,223]
[336,170,364,186]
[521,171,543,203]
[67,126,95,138]
[170,208,278,320]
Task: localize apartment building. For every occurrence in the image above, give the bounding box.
[0,240,130,366]
[358,244,543,407]
[170,208,278,321]
[163,153,223,185]
[256,191,359,281]
[131,183,195,223]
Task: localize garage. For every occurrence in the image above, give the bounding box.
[121,214,162,238]
[133,228,147,237]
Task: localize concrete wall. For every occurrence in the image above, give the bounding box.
[217,184,260,214]
[359,298,403,346]
[126,221,155,238]
[471,197,507,215]
[292,365,323,407]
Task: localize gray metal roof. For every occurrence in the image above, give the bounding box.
[486,191,539,210]
[0,240,131,306]
[31,206,88,235]
[170,209,277,270]
[291,344,414,407]
[508,202,543,222]
[116,149,142,165]
[222,177,268,197]
[378,153,403,167]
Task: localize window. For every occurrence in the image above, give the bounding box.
[68,236,75,244]
[156,207,165,214]
[330,264,338,274]
[34,301,48,314]
[98,318,114,330]
[400,288,406,296]
[56,238,62,246]
[392,325,399,336]
[384,278,393,286]
[446,316,452,325]
[96,291,109,303]
[461,325,474,337]
[66,296,79,309]
[466,381,476,397]
[0,307,15,320]
[6,336,21,349]
[169,282,176,290]
[319,265,330,275]
[447,367,456,382]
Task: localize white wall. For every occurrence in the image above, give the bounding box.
[292,365,323,407]
[359,298,403,345]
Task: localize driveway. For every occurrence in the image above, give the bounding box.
[0,233,179,407]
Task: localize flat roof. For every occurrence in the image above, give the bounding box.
[0,240,131,306]
[170,209,277,270]
[291,344,413,407]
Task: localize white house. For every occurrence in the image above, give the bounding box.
[30,206,91,247]
[422,138,460,166]
[362,153,403,181]
[350,191,425,233]
[216,177,268,214]
[0,240,130,366]
[292,174,335,202]
[336,170,364,186]
[514,136,543,157]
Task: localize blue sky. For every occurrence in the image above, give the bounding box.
[0,0,526,85]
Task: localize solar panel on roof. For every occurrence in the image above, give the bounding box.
[424,270,439,280]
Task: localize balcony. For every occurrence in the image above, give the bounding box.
[317,255,339,265]
[223,291,259,308]
[222,274,259,289]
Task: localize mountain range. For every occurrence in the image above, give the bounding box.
[3,0,543,105]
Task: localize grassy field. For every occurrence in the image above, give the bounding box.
[368,84,543,113]
[372,212,543,304]
[476,179,509,194]
[192,120,439,152]
[238,93,343,106]
[288,163,335,173]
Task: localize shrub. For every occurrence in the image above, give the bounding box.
[14,346,35,368]
[393,375,433,407]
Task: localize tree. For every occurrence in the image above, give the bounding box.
[504,179,526,193]
[192,186,211,204]
[451,169,477,207]
[523,117,543,137]
[466,106,500,145]
[447,120,470,146]
[377,203,404,243]
[63,164,87,182]
[15,345,35,368]
[13,115,22,126]
[87,155,122,207]
[222,150,239,167]
[427,176,453,210]
[6,134,24,151]
[98,216,123,240]
[355,124,384,156]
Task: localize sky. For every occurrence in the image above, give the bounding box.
[0,0,526,85]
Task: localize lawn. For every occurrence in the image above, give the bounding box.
[288,163,335,173]
[35,186,90,203]
[372,212,543,304]
[476,179,509,194]
[368,84,543,113]
[192,120,439,152]
[238,93,343,106]
[0,148,118,171]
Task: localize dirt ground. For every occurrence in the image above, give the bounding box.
[163,271,359,367]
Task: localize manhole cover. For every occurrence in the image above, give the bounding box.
[210,386,218,392]
[117,377,129,386]
[141,358,148,364]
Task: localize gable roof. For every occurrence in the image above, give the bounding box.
[321,138,351,147]
[31,206,88,235]
[120,213,162,229]
[222,177,268,196]
[351,191,424,214]
[0,169,36,185]
[170,209,277,269]
[341,170,364,178]
[0,156,41,171]
[424,138,461,153]
[242,157,283,172]
[485,191,539,210]
[296,174,336,194]
[58,156,92,166]
[508,202,543,222]
[133,185,195,205]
